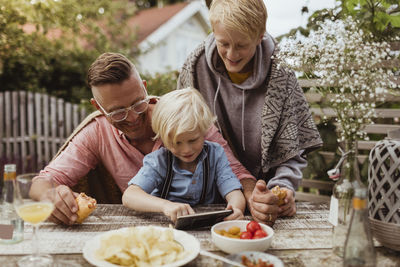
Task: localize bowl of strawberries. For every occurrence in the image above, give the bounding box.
[211,220,274,254]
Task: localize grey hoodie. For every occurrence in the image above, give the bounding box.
[203,33,274,178]
[178,33,322,191]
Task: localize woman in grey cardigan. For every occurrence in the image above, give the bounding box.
[177,0,322,225]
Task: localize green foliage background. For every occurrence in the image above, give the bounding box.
[285,0,400,187]
[282,0,400,41]
[0,0,138,103]
[1,0,398,185]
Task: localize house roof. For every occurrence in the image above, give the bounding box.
[129,1,210,52]
[129,2,190,43]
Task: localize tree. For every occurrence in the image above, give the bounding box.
[0,0,138,103]
[281,0,400,41]
[342,0,400,40]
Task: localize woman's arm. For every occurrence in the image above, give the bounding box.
[267,151,307,192]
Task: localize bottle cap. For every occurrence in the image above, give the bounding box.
[4,164,16,172]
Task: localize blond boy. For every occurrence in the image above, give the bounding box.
[122,88,246,223]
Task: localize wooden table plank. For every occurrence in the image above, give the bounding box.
[0,202,399,267]
[1,248,399,267]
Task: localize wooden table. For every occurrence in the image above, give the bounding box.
[1,202,399,266]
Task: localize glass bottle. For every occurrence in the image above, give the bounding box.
[343,187,376,267]
[329,140,362,257]
[0,164,24,244]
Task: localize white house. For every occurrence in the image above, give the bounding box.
[129,1,210,75]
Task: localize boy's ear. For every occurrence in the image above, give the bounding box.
[142,80,147,89]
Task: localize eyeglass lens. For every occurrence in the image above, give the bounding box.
[111,100,149,121]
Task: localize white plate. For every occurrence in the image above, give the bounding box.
[224,251,284,267]
[82,226,200,267]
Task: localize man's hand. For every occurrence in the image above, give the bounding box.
[162,202,195,223]
[249,180,279,226]
[278,188,296,217]
[30,177,79,225]
[48,185,79,225]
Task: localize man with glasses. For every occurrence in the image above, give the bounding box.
[30,52,256,225]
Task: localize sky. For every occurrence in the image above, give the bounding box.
[264,0,337,37]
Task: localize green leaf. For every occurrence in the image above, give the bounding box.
[388,14,400,27]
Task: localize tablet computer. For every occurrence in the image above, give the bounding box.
[174,209,233,230]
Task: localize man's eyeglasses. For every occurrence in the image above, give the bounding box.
[95,95,150,122]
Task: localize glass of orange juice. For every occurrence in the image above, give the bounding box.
[14,173,55,267]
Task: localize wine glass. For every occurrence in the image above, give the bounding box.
[14,173,55,267]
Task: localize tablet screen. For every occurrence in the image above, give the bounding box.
[174,209,233,230]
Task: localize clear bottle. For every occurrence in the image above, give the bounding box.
[0,164,24,244]
[330,140,362,257]
[343,187,376,267]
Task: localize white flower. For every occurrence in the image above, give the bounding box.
[276,17,399,144]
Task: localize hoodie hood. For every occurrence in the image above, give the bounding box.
[204,33,275,91]
[198,33,275,176]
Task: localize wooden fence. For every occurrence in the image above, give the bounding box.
[297,82,400,202]
[0,91,88,175]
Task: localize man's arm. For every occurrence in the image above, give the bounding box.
[30,120,100,224]
[205,125,256,181]
[240,178,257,205]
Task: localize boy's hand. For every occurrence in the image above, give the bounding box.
[278,188,296,217]
[224,204,244,220]
[162,202,195,223]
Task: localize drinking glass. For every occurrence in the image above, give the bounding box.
[14,173,55,267]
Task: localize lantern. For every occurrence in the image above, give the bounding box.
[368,129,400,251]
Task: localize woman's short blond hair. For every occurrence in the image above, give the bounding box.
[209,0,267,41]
[152,88,216,148]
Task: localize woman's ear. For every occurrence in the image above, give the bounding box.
[257,34,263,45]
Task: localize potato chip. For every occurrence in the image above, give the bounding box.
[96,226,187,266]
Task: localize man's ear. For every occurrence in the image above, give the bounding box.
[142,80,147,89]
[90,98,100,111]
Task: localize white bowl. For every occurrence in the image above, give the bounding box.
[224,251,284,267]
[211,220,274,254]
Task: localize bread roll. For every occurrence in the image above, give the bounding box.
[271,185,286,206]
[75,193,97,223]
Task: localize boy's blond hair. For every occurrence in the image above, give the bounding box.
[152,88,216,148]
[209,0,267,41]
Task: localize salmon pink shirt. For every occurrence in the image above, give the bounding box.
[36,115,255,193]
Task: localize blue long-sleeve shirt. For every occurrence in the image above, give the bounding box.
[128,141,242,205]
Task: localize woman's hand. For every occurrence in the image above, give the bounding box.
[278,188,296,217]
[162,202,195,223]
[249,180,279,226]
